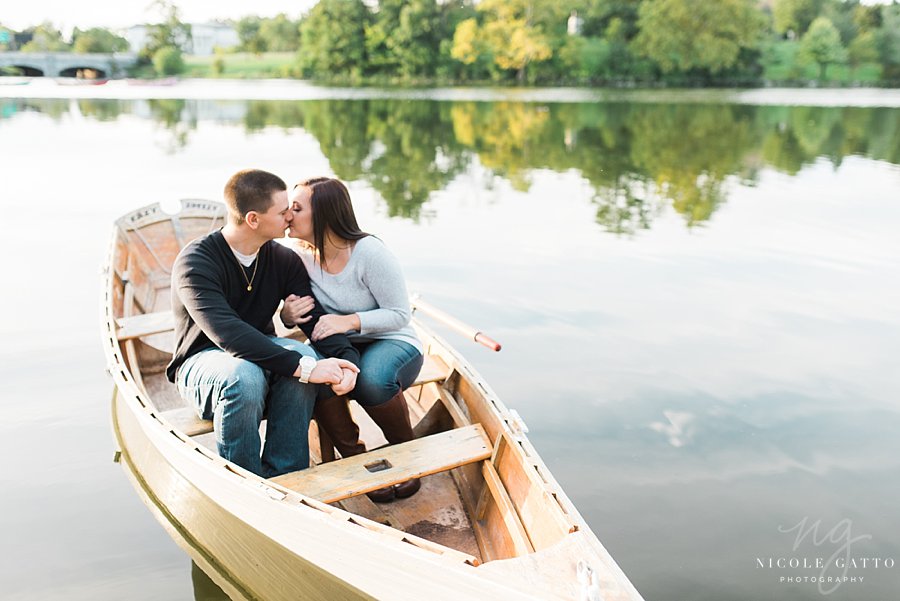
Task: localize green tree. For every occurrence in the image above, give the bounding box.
[603,16,646,79]
[761,39,807,80]
[298,0,369,80]
[848,30,878,75]
[558,36,612,82]
[434,2,479,79]
[634,0,764,74]
[72,27,129,53]
[579,0,642,39]
[21,22,70,52]
[853,3,882,32]
[366,0,459,79]
[799,16,847,79]
[259,14,300,52]
[773,0,823,36]
[452,0,552,82]
[450,18,484,65]
[237,16,267,55]
[141,1,191,62]
[212,47,226,76]
[486,0,553,82]
[387,0,444,78]
[878,5,900,80]
[152,46,185,76]
[365,0,407,75]
[821,0,859,45]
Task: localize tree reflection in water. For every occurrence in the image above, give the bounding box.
[14,97,900,231]
[148,99,196,154]
[191,561,230,601]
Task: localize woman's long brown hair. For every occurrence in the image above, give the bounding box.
[294,177,369,270]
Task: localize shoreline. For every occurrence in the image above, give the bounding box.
[2,78,900,107]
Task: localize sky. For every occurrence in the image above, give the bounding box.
[2,0,320,31]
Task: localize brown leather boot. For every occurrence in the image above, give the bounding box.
[315,396,394,503]
[314,396,365,459]
[363,391,421,499]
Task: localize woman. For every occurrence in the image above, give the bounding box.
[281,177,424,502]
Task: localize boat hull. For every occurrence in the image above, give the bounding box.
[102,200,643,601]
[110,375,542,600]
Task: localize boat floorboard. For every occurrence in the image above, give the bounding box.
[142,371,185,412]
[337,470,483,562]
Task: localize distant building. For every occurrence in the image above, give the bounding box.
[567,11,583,36]
[124,22,239,56]
[190,23,240,55]
[124,26,150,54]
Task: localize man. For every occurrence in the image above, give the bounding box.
[166,169,360,478]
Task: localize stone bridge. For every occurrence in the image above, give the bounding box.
[0,52,139,78]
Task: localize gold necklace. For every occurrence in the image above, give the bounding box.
[322,243,353,274]
[234,252,259,291]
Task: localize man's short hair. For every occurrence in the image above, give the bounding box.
[223,169,287,224]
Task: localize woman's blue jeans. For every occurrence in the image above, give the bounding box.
[175,337,318,478]
[349,339,424,408]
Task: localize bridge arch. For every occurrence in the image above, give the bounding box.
[0,52,138,78]
[58,66,108,79]
[1,65,45,77]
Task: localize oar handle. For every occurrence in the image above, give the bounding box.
[411,296,502,352]
[474,332,502,353]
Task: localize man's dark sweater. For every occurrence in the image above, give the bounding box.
[166,230,360,382]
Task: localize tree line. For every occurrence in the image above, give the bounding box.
[3,0,899,84]
[295,0,900,84]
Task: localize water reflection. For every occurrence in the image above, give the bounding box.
[191,562,230,601]
[1,92,897,601]
[3,97,899,228]
[147,99,196,153]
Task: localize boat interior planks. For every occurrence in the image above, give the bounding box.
[271,424,492,504]
[103,200,645,601]
[116,310,175,340]
[339,469,483,559]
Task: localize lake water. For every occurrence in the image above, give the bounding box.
[1,83,899,601]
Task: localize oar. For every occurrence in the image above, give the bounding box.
[410,295,502,352]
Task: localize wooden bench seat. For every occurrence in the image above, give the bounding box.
[116,311,175,341]
[159,406,215,437]
[270,424,491,503]
[158,354,452,437]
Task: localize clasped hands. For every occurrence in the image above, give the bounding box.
[282,294,359,394]
[305,358,359,396]
[280,294,357,342]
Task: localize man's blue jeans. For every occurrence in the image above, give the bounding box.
[175,337,317,478]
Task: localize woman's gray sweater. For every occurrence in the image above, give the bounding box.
[297,236,422,352]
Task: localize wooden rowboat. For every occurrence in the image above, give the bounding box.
[101,200,644,601]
